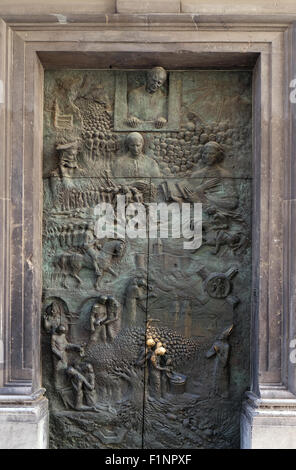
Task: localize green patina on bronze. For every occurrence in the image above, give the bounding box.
[42,68,252,448]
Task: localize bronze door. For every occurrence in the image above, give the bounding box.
[42,68,252,448]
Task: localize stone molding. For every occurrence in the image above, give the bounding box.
[117,0,181,14]
[1,1,296,16]
[0,396,48,449]
[241,391,296,448]
[181,0,296,15]
[0,13,295,25]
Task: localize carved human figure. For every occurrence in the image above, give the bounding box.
[72,224,81,247]
[168,141,236,211]
[119,185,134,205]
[82,363,98,408]
[69,189,76,209]
[48,141,83,205]
[201,206,247,254]
[83,238,102,277]
[160,355,174,396]
[204,206,229,231]
[84,131,93,160]
[50,141,80,179]
[59,224,68,249]
[112,132,161,178]
[148,343,170,400]
[135,337,156,368]
[204,230,247,255]
[206,325,233,398]
[44,301,68,334]
[57,239,124,291]
[194,132,210,158]
[99,187,106,203]
[190,141,238,211]
[131,186,144,203]
[199,133,209,145]
[51,325,84,391]
[75,191,83,208]
[66,363,97,411]
[83,223,94,246]
[79,223,87,246]
[125,276,148,325]
[89,296,108,343]
[81,191,88,207]
[66,365,86,410]
[93,131,100,159]
[47,225,57,249]
[103,296,120,342]
[127,66,168,128]
[105,188,113,203]
[149,344,184,399]
[65,224,73,248]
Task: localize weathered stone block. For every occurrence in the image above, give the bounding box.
[0,398,48,449]
[116,0,180,14]
[181,0,296,14]
[0,0,116,15]
[241,399,296,449]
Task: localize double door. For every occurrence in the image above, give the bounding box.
[42,68,252,448]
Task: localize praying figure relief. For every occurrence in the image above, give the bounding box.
[127,67,168,129]
[66,363,98,411]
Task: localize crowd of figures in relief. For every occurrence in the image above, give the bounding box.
[42,67,252,449]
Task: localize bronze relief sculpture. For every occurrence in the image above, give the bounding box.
[127,66,168,129]
[112,132,161,177]
[42,68,252,449]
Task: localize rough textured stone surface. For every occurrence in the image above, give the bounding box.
[116,0,180,14]
[0,398,48,449]
[241,398,296,449]
[0,0,116,15]
[181,0,296,14]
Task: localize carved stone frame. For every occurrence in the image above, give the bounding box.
[0,13,295,448]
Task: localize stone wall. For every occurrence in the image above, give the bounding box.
[0,0,296,15]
